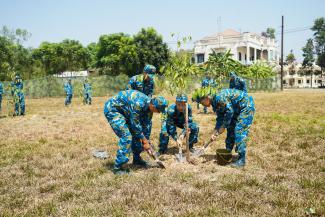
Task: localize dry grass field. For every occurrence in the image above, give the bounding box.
[0,90,325,217]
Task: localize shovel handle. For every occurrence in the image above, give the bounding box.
[203,138,215,149]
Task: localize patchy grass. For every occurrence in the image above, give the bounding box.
[0,90,325,216]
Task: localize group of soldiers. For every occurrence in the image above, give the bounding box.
[64,79,92,106]
[0,66,254,176]
[103,64,255,175]
[0,76,92,115]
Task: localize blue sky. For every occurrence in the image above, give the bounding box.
[1,0,324,61]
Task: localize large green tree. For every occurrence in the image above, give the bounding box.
[96,33,139,76]
[286,50,296,65]
[33,40,91,75]
[87,42,98,69]
[302,39,315,68]
[59,39,90,72]
[262,27,276,39]
[0,26,35,80]
[311,17,325,81]
[133,27,170,74]
[302,39,315,87]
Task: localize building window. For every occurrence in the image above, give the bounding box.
[245,54,247,61]
[283,80,286,84]
[238,52,242,61]
[298,80,302,84]
[197,54,204,63]
[318,80,322,83]
[307,80,310,84]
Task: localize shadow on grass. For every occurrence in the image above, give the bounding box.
[103,159,160,173]
[200,154,238,164]
[200,154,216,163]
[0,115,7,119]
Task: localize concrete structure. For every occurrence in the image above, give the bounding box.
[53,71,89,78]
[194,29,279,65]
[282,64,324,88]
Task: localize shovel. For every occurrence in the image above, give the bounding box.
[147,142,166,169]
[192,138,215,157]
[175,131,186,163]
[175,142,185,163]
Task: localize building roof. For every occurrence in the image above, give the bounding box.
[202,29,241,40]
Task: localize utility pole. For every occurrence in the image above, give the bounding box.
[281,15,284,91]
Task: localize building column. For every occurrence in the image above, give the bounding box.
[246,45,250,64]
[267,48,270,61]
[254,48,257,62]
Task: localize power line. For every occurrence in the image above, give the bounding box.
[166,25,313,44]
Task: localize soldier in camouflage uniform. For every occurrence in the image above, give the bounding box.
[159,94,199,154]
[192,87,255,167]
[104,90,168,175]
[83,79,92,105]
[11,75,25,116]
[229,71,247,92]
[64,79,73,106]
[126,64,156,97]
[199,75,217,113]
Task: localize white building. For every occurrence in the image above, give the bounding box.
[282,64,324,88]
[194,29,279,65]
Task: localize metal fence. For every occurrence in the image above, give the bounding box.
[1,75,280,99]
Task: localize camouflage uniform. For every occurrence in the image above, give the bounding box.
[0,82,3,111]
[11,76,25,116]
[64,81,73,106]
[83,81,92,105]
[104,90,167,170]
[126,64,156,98]
[229,71,247,92]
[199,77,217,113]
[211,89,255,165]
[159,101,199,153]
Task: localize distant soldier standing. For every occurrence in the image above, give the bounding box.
[126,64,156,97]
[198,75,217,113]
[83,79,92,105]
[11,75,25,116]
[64,79,73,106]
[229,71,247,92]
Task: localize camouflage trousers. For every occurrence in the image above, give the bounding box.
[65,94,72,106]
[225,96,255,158]
[84,93,92,105]
[159,122,199,152]
[104,106,145,169]
[14,93,25,116]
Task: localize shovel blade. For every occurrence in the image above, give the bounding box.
[192,148,205,157]
[175,153,185,162]
[156,160,166,169]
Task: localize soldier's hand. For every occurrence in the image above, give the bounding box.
[218,127,225,134]
[176,138,182,147]
[211,134,217,141]
[142,138,150,151]
[178,134,185,141]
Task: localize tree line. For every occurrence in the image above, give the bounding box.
[0,27,169,81]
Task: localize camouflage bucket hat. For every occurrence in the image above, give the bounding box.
[151,96,168,112]
[144,64,156,74]
[176,93,188,103]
